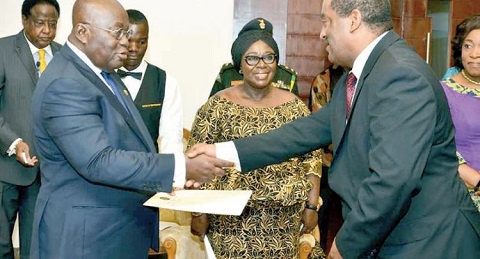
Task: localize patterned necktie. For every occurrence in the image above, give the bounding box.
[116,69,143,80]
[345,72,357,118]
[101,71,130,114]
[38,49,47,73]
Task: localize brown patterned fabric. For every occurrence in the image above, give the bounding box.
[188,96,323,258]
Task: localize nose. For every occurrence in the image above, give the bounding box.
[256,58,268,67]
[119,34,129,48]
[128,42,137,52]
[319,31,327,41]
[472,45,480,58]
[41,24,53,34]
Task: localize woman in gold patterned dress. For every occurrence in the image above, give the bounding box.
[188,19,325,259]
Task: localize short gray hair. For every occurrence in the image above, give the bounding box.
[331,0,393,33]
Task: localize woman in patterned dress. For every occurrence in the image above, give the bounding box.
[188,20,325,258]
[441,14,480,212]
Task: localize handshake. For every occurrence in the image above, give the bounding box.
[183,143,234,188]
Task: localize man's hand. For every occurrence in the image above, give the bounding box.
[301,208,318,234]
[186,143,216,158]
[185,153,233,185]
[15,141,38,167]
[327,238,343,259]
[190,214,208,240]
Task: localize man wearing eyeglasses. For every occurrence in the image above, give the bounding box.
[29,0,232,258]
[209,17,299,97]
[117,9,183,155]
[0,0,61,258]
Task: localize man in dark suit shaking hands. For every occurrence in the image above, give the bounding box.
[189,0,480,258]
[0,0,61,258]
[30,0,232,258]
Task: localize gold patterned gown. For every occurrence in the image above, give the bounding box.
[188,96,323,258]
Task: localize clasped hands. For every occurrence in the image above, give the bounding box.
[184,143,232,188]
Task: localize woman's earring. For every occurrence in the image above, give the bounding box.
[239,69,243,74]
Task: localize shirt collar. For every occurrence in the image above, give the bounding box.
[351,31,388,79]
[119,60,148,74]
[66,40,103,76]
[24,32,53,57]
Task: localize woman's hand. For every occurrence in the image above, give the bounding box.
[190,214,209,240]
[301,208,318,234]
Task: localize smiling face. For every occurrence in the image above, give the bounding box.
[123,22,148,71]
[82,3,129,72]
[22,3,59,49]
[320,0,353,68]
[462,29,480,80]
[240,40,277,90]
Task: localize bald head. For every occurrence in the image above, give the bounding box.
[69,0,129,72]
[72,0,126,27]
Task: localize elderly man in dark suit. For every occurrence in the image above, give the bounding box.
[0,0,61,258]
[188,0,480,258]
[30,0,232,258]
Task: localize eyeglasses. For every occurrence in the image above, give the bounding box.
[244,53,277,66]
[85,23,133,40]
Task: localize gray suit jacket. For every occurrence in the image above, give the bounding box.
[0,30,61,186]
[234,31,480,258]
[30,44,175,259]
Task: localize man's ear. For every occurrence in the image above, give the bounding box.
[21,15,28,28]
[74,23,89,44]
[349,9,362,32]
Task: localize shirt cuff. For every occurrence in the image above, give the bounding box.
[6,138,23,156]
[172,152,186,188]
[215,141,241,171]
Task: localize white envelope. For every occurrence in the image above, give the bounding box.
[143,190,252,216]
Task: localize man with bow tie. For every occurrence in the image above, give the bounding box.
[118,9,183,153]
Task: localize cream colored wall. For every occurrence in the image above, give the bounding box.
[0,0,234,129]
[2,0,234,249]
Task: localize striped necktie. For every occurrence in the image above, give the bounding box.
[345,72,357,118]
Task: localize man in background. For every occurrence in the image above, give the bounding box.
[29,0,231,258]
[118,9,184,154]
[0,0,61,258]
[209,17,299,97]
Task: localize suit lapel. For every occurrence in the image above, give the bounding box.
[109,72,157,152]
[51,41,62,54]
[331,73,348,150]
[61,45,156,152]
[15,31,37,83]
[351,31,400,111]
[332,31,401,154]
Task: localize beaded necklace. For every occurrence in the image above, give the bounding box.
[461,69,480,85]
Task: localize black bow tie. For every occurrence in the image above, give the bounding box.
[117,69,143,80]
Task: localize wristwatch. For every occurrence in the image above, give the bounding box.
[474,179,480,192]
[191,212,204,217]
[305,202,319,211]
